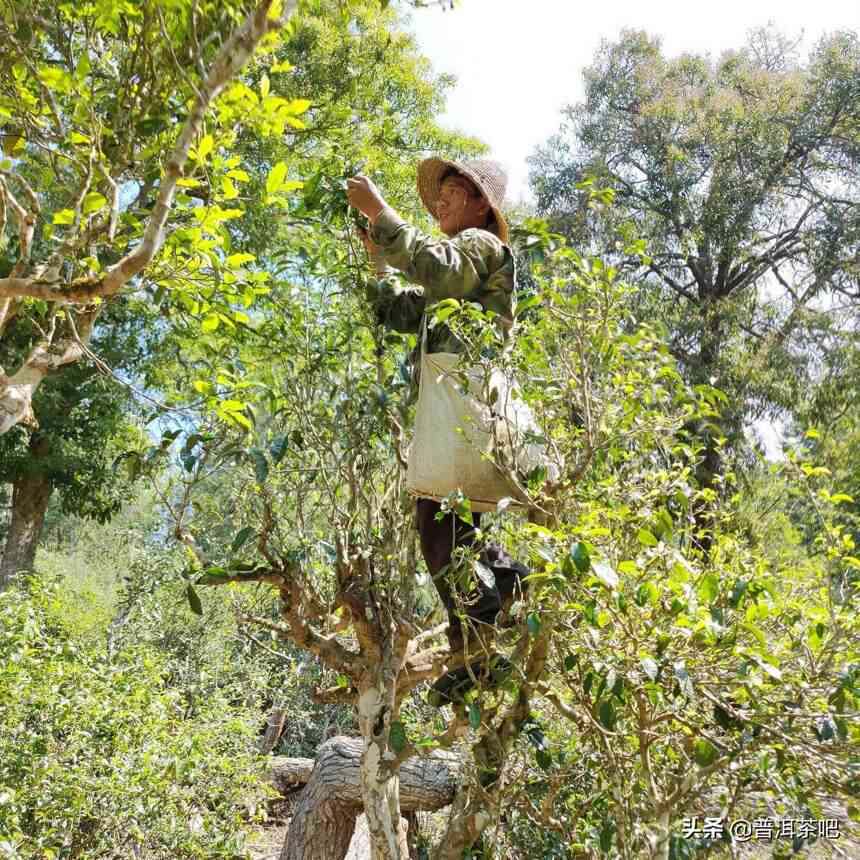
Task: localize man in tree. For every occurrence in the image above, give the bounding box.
[346,160,528,700]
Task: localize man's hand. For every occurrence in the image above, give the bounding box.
[356,225,389,275]
[346,174,387,223]
[356,225,380,257]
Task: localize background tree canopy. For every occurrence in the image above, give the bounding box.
[530,28,860,492]
[0,4,858,860]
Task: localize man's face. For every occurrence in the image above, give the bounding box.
[436,176,490,236]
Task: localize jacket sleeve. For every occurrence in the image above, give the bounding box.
[363,268,425,334]
[369,207,511,306]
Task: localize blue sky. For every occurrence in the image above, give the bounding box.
[408,0,858,201]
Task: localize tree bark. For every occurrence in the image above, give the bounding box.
[260,706,288,754]
[0,435,51,589]
[356,678,405,860]
[278,737,459,860]
[0,313,95,435]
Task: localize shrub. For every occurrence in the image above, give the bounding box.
[0,577,268,859]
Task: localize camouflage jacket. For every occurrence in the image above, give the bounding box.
[365,207,515,355]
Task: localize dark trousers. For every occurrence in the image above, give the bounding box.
[416,498,529,650]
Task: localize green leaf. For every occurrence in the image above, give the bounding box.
[592,561,618,590]
[197,568,233,585]
[597,699,617,731]
[284,98,311,115]
[637,528,658,547]
[220,399,246,412]
[697,572,719,604]
[52,209,75,225]
[565,542,590,575]
[468,702,481,730]
[433,304,458,324]
[226,252,255,267]
[526,463,548,488]
[201,313,220,333]
[635,581,659,606]
[653,507,673,539]
[82,192,107,215]
[515,294,543,315]
[197,134,214,159]
[185,583,203,616]
[114,450,142,482]
[249,449,269,483]
[692,738,718,767]
[232,526,255,553]
[599,818,616,853]
[728,579,748,608]
[453,496,473,526]
[269,434,289,464]
[266,161,288,195]
[389,720,407,753]
[38,65,73,92]
[221,176,239,200]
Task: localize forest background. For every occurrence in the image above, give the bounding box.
[0,1,858,859]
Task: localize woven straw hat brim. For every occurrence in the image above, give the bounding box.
[417,157,509,245]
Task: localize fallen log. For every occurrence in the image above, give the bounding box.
[268,736,461,860]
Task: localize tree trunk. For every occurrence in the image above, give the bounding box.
[355,648,414,860]
[279,736,459,860]
[281,738,362,860]
[0,435,51,589]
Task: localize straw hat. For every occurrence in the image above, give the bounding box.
[417,157,509,245]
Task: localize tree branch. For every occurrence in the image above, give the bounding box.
[647,263,697,302]
[0,307,98,433]
[0,177,36,273]
[240,600,364,679]
[0,0,298,304]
